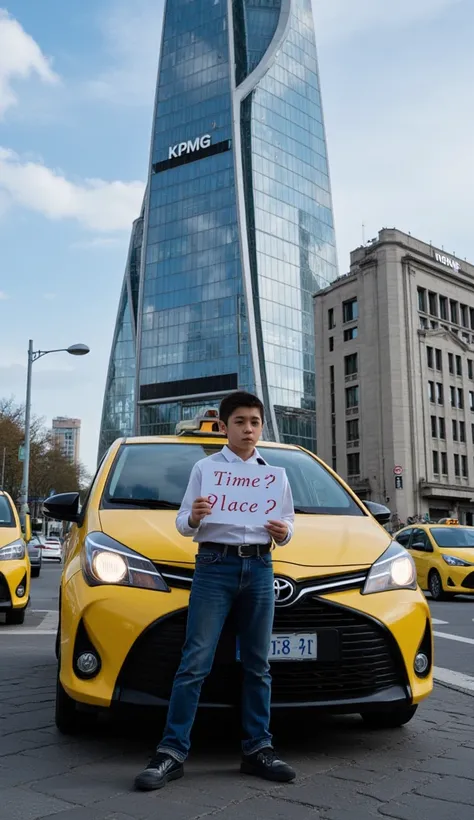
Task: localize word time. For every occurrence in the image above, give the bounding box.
[200,462,284,526]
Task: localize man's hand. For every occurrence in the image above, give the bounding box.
[265,520,288,543]
[189,497,212,529]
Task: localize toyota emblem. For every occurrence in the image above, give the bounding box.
[273,577,295,604]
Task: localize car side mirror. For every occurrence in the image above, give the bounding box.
[412,542,426,551]
[363,500,391,525]
[23,513,32,543]
[43,493,80,524]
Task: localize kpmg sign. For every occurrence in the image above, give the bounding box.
[168,134,211,159]
[435,252,461,273]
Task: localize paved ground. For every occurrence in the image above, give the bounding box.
[1,564,474,820]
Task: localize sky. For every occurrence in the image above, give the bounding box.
[0,0,473,473]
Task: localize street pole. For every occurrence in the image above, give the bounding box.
[1,447,5,489]
[19,339,33,526]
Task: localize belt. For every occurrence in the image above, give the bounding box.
[199,542,271,557]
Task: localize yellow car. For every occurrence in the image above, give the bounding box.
[44,414,433,735]
[395,520,474,601]
[0,490,31,625]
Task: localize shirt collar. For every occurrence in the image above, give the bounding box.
[221,445,262,464]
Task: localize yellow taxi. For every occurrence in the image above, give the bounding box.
[395,519,474,601]
[44,414,433,735]
[0,491,31,625]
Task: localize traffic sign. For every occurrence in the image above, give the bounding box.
[393,466,403,476]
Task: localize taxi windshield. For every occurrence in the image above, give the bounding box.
[430,527,474,548]
[0,496,15,527]
[101,443,364,516]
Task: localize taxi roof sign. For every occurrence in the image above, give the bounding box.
[437,517,459,525]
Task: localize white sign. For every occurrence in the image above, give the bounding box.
[435,252,461,272]
[168,134,211,160]
[200,462,285,526]
[393,465,403,476]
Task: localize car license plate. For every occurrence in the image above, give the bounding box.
[236,633,317,662]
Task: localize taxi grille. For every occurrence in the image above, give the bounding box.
[117,597,403,705]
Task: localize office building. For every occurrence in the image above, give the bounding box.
[52,417,81,465]
[99,0,338,459]
[314,228,474,527]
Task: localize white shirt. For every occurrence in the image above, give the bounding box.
[176,445,294,547]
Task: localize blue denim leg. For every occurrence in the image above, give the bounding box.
[157,550,238,762]
[235,553,275,756]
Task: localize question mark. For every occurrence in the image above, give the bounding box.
[265,473,276,490]
[208,494,218,510]
[265,499,277,515]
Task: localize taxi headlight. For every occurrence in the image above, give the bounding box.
[363,543,417,594]
[0,540,26,561]
[442,554,472,567]
[82,532,170,592]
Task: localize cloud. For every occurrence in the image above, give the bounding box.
[0,290,8,300]
[0,147,145,231]
[0,8,59,117]
[70,236,126,250]
[313,0,464,43]
[87,0,163,106]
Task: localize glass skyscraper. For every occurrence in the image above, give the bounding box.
[99,0,337,460]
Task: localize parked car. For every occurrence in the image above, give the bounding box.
[395,519,474,600]
[27,536,43,577]
[42,537,62,562]
[0,491,31,624]
[45,413,433,734]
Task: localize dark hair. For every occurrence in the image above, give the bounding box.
[219,391,264,425]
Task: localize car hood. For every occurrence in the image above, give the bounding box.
[98,510,392,573]
[0,527,20,549]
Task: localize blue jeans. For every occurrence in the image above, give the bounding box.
[157,548,275,762]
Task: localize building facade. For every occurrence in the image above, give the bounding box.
[314,228,474,528]
[52,417,81,465]
[99,0,337,460]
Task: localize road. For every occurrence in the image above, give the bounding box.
[1,563,474,820]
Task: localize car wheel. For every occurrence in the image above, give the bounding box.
[5,607,26,625]
[428,570,447,601]
[31,567,40,578]
[55,670,80,734]
[361,704,418,729]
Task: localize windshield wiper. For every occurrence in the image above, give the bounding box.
[107,498,180,510]
[293,507,314,514]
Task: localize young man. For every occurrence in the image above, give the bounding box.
[135,391,296,790]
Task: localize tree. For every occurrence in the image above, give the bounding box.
[0,398,86,506]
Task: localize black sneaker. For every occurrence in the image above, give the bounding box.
[241,747,296,782]
[134,752,184,791]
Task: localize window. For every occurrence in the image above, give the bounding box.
[470,391,474,412]
[343,298,358,323]
[346,419,359,442]
[450,300,458,324]
[461,304,469,328]
[468,360,473,380]
[439,296,448,320]
[347,453,360,477]
[426,347,434,368]
[463,332,470,343]
[462,455,468,478]
[460,421,466,442]
[437,383,444,405]
[329,336,334,351]
[418,288,426,312]
[458,388,464,409]
[431,321,438,330]
[441,452,448,475]
[344,353,358,377]
[431,416,437,438]
[452,420,458,441]
[328,308,335,329]
[428,381,435,403]
[448,353,454,374]
[470,307,474,330]
[346,386,359,409]
[454,454,460,477]
[456,355,462,376]
[439,417,446,439]
[435,349,442,371]
[428,292,438,316]
[343,327,358,342]
[472,423,474,444]
[0,495,14,527]
[433,451,439,474]
[396,530,412,547]
[420,316,428,330]
[450,386,456,407]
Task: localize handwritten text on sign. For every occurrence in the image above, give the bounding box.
[200,462,285,526]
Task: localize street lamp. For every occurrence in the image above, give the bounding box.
[19,339,90,525]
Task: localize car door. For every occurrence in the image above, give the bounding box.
[408,529,432,589]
